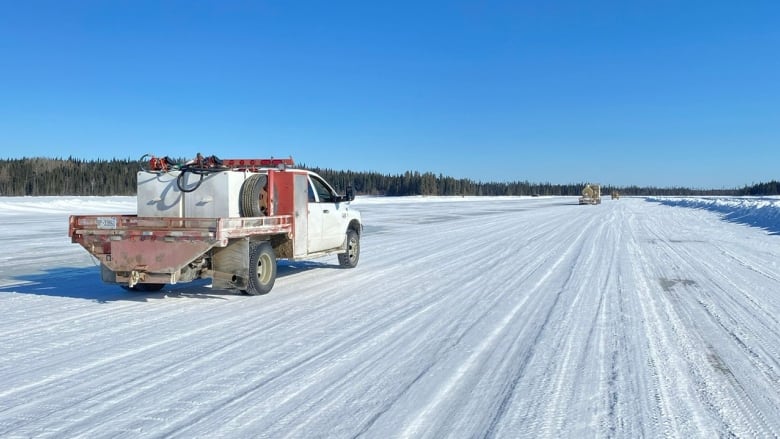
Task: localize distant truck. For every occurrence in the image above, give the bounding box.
[69,155,362,295]
[579,184,601,205]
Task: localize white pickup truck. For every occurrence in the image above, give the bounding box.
[69,156,362,295]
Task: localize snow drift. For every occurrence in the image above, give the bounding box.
[648,196,780,235]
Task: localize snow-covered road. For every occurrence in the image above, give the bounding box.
[1,196,779,438]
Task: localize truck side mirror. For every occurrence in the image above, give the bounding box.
[346,186,355,202]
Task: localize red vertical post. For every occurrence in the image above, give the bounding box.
[266,170,275,216]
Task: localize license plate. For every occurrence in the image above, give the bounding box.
[96,217,118,229]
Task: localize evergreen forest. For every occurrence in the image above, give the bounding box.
[0,157,777,197]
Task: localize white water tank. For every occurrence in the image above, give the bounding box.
[137,170,260,218]
[137,171,183,217]
[182,170,258,218]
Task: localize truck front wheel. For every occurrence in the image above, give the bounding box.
[244,241,277,295]
[338,229,360,268]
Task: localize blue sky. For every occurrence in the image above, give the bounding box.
[1,1,778,188]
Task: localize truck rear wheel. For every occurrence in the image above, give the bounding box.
[338,229,360,268]
[244,241,276,295]
[240,174,268,217]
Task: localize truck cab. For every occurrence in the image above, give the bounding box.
[307,172,353,253]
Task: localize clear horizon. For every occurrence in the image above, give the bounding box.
[1,1,778,188]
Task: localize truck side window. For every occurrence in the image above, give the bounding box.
[310,176,335,203]
[308,181,316,202]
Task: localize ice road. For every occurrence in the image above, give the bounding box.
[0,195,779,438]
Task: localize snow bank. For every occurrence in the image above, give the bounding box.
[0,196,135,215]
[647,196,780,234]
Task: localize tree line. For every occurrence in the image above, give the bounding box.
[0,157,137,196]
[0,157,777,197]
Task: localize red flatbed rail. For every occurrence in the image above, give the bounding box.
[69,214,293,275]
[70,214,293,246]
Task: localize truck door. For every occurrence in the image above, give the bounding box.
[307,175,346,253]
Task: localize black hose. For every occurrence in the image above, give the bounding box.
[175,154,227,193]
[176,170,205,193]
[139,154,152,172]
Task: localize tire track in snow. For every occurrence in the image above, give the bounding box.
[163,208,572,438]
[341,208,592,438]
[350,214,583,438]
[399,206,600,438]
[0,296,308,435]
[3,266,447,435]
[626,218,688,437]
[280,251,543,438]
[71,260,492,438]
[627,201,780,437]
[536,214,612,437]
[566,208,624,437]
[488,204,625,437]
[638,214,780,438]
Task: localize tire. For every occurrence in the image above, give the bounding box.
[244,241,277,295]
[240,174,268,217]
[122,283,165,292]
[338,229,360,268]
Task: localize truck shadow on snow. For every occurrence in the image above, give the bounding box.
[276,259,337,276]
[0,260,339,303]
[0,267,219,303]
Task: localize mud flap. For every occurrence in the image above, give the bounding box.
[101,263,118,283]
[212,239,249,290]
